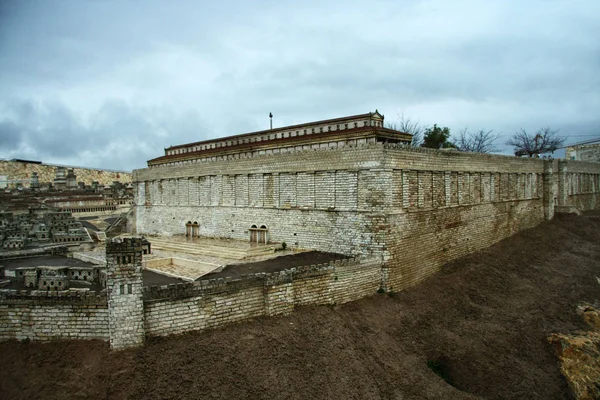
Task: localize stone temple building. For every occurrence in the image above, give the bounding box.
[133,110,599,291]
[1,111,598,350]
[134,110,411,254]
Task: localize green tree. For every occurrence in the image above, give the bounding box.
[422,124,456,149]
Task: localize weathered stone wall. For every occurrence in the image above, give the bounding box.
[0,291,109,341]
[0,245,69,262]
[137,206,374,256]
[381,147,549,289]
[559,160,600,212]
[565,142,600,162]
[135,145,392,256]
[386,200,543,289]
[133,144,600,293]
[132,145,548,259]
[0,257,380,343]
[143,257,381,337]
[0,160,131,188]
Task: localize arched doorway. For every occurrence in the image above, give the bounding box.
[249,224,269,244]
[185,221,192,237]
[249,225,258,243]
[192,221,199,237]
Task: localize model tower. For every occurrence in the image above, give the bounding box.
[106,237,145,349]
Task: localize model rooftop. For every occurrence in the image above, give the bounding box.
[147,110,413,167]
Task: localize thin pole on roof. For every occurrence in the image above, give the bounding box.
[269,112,273,130]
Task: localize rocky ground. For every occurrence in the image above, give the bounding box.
[548,304,600,399]
[1,212,599,400]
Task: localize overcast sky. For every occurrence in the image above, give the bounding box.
[1,0,599,171]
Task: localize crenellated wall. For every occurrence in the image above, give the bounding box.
[143,257,382,337]
[0,257,381,344]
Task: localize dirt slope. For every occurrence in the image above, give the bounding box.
[1,212,599,400]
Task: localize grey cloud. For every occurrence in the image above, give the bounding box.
[0,99,209,170]
[0,120,23,148]
[0,0,599,167]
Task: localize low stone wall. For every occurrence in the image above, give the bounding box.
[72,252,105,265]
[0,255,381,344]
[0,290,109,341]
[142,257,221,281]
[143,258,173,268]
[143,257,381,337]
[0,245,69,261]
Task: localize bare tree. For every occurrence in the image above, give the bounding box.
[386,112,423,147]
[506,127,565,157]
[455,128,499,153]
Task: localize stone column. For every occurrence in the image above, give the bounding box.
[444,171,451,206]
[557,160,568,207]
[106,238,145,350]
[402,170,410,209]
[543,160,555,220]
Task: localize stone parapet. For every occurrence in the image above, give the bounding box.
[142,257,382,337]
[143,257,363,301]
[0,288,106,300]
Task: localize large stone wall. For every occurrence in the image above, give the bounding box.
[0,160,131,188]
[385,200,543,289]
[134,144,600,292]
[135,145,392,256]
[0,291,109,341]
[560,160,600,212]
[132,145,549,257]
[381,147,550,289]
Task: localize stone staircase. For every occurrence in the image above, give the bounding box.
[148,237,276,260]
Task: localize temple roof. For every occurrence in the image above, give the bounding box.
[165,110,385,151]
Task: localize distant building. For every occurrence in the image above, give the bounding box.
[30,172,40,189]
[565,140,600,162]
[0,209,91,249]
[54,166,67,190]
[66,168,78,189]
[0,159,132,189]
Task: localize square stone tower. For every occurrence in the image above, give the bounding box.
[106,238,145,350]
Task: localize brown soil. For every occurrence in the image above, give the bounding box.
[1,212,600,400]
